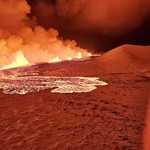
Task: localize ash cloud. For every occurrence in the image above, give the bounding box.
[29,0,150,51]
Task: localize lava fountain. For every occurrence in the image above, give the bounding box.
[0,0,92,70]
[0,51,29,70]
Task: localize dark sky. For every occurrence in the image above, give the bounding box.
[27,0,150,52]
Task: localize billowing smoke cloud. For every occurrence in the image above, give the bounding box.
[29,0,150,52]
[1,0,150,68]
[0,0,89,68]
[31,0,150,35]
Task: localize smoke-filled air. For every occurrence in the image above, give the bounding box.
[0,0,90,69]
[28,0,150,52]
[32,0,150,35]
[1,0,150,69]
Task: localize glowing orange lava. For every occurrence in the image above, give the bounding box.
[0,50,92,70]
[49,57,61,63]
[0,51,29,70]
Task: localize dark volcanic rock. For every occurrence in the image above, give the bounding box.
[0,44,149,150]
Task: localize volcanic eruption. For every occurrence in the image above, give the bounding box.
[0,0,92,70]
[0,0,150,150]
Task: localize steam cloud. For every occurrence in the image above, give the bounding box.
[0,0,89,68]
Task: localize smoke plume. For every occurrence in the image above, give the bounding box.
[31,0,150,35]
[29,0,150,51]
[0,0,89,68]
[1,0,150,68]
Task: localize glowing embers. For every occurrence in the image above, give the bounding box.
[0,76,108,94]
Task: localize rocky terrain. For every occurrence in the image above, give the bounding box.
[0,44,149,150]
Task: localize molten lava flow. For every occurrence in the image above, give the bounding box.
[88,53,92,57]
[48,52,92,63]
[0,76,108,94]
[67,57,72,60]
[49,57,61,63]
[0,51,29,70]
[77,52,82,59]
[0,49,93,70]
